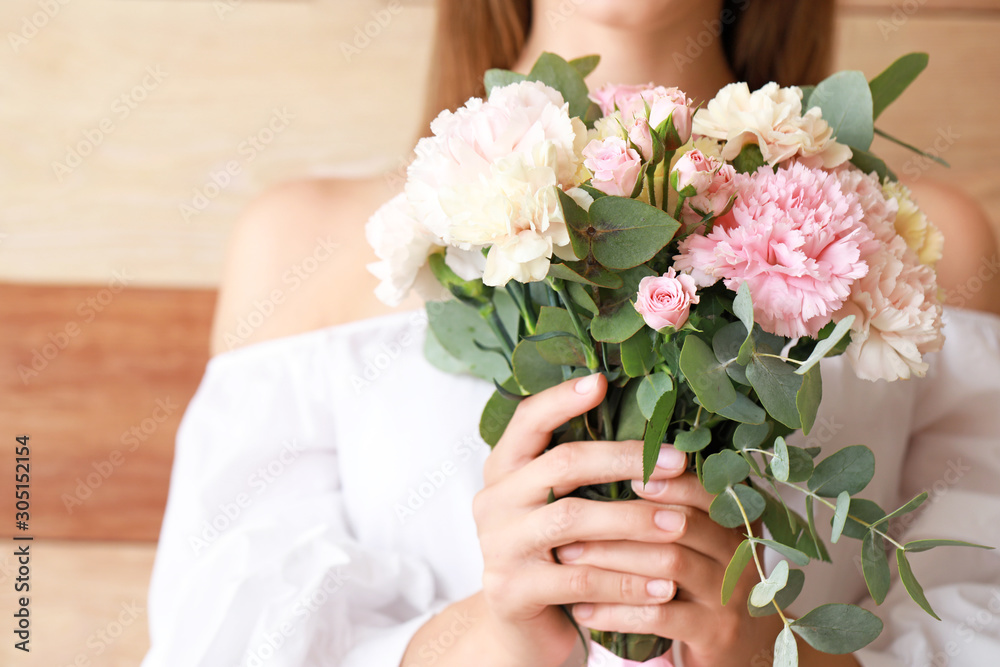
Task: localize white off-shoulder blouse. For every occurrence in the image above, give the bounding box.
[141,307,1000,667]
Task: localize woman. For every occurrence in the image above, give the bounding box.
[143,1,1000,666]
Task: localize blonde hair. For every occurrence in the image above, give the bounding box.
[425,0,835,123]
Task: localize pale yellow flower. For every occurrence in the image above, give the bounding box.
[882,181,944,266]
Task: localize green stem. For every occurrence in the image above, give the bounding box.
[727,487,791,627]
[505,283,536,336]
[661,150,675,214]
[646,169,657,209]
[481,303,515,360]
[771,478,907,550]
[549,277,600,370]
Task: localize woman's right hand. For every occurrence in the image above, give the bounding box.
[472,373,690,667]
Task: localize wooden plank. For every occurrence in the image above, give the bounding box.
[0,541,154,665]
[0,285,215,541]
[833,15,1000,236]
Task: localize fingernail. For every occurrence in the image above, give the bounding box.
[654,510,685,532]
[574,603,594,619]
[558,544,584,562]
[656,447,686,470]
[632,479,666,494]
[574,373,600,394]
[646,579,674,599]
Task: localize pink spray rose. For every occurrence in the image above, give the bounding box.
[590,83,694,152]
[583,136,643,197]
[634,268,700,331]
[671,149,716,196]
[674,162,874,339]
[671,149,738,226]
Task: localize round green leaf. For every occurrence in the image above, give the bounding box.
[774,626,798,667]
[831,491,851,544]
[791,604,883,654]
[703,450,751,495]
[710,485,765,529]
[750,559,789,608]
[749,568,805,617]
[808,445,875,498]
[674,427,712,453]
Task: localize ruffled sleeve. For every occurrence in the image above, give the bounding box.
[141,329,445,667]
[854,308,1000,666]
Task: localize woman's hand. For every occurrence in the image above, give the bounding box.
[557,471,784,667]
[471,373,692,667]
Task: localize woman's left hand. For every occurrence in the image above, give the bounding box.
[555,470,783,667]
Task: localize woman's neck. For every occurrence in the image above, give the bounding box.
[512,1,736,105]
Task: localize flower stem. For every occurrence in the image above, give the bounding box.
[647,169,657,209]
[728,486,791,627]
[505,283,536,335]
[480,303,515,360]
[549,277,600,370]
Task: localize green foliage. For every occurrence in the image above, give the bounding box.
[750,559,789,608]
[427,300,510,382]
[791,604,883,654]
[527,52,592,119]
[585,196,681,270]
[703,450,751,494]
[809,70,875,150]
[897,549,940,620]
[710,485,765,528]
[642,386,677,483]
[861,531,890,605]
[532,307,590,367]
[808,445,876,498]
[590,266,654,343]
[681,335,739,413]
[869,52,928,120]
[674,427,712,453]
[721,539,753,606]
[749,569,805,617]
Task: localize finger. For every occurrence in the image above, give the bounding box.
[554,540,723,600]
[571,600,713,643]
[630,470,715,513]
[516,440,688,502]
[483,373,606,486]
[519,498,742,565]
[503,563,677,611]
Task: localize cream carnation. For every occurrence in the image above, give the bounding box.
[674,163,873,338]
[836,235,944,381]
[404,80,588,285]
[882,181,944,266]
[693,82,852,169]
[366,194,445,306]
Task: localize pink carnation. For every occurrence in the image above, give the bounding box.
[635,268,700,330]
[583,136,643,197]
[674,162,874,338]
[832,166,944,381]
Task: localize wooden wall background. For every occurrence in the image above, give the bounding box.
[1,0,998,665]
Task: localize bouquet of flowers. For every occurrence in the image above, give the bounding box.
[366,52,989,665]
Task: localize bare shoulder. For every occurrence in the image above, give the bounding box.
[905,179,1000,316]
[209,175,422,356]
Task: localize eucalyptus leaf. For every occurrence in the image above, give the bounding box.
[567,281,599,315]
[871,492,928,529]
[709,485,765,529]
[533,307,590,367]
[841,498,886,540]
[749,569,806,617]
[791,604,883,654]
[862,531,890,605]
[591,265,655,343]
[733,143,766,173]
[483,68,527,97]
[747,354,803,429]
[527,52,592,119]
[423,326,471,375]
[511,340,564,394]
[548,261,625,289]
[721,539,753,606]
[772,436,790,482]
[849,147,893,182]
[713,391,767,424]
[831,491,851,544]
[703,450,751,494]
[796,316,854,375]
[751,537,811,567]
[796,365,822,436]
[637,372,674,420]
[809,70,875,150]
[785,445,815,483]
[734,422,771,451]
[427,300,510,382]
[479,378,521,446]
[750,560,790,608]
[674,427,712,453]
[773,626,798,667]
[904,539,994,553]
[681,335,739,414]
[621,328,657,378]
[713,321,751,386]
[643,387,677,483]
[897,549,940,620]
[869,52,928,120]
[615,378,647,441]
[587,196,681,270]
[568,54,600,78]
[808,445,876,498]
